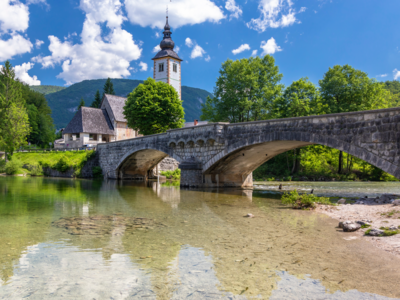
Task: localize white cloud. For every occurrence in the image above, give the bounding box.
[191,45,206,59]
[251,50,258,56]
[14,62,41,85]
[155,32,160,38]
[153,45,161,53]
[247,0,299,32]
[232,44,250,55]
[139,61,147,71]
[260,37,282,55]
[394,69,400,81]
[0,0,33,61]
[175,46,180,53]
[35,39,44,49]
[205,55,211,62]
[185,37,193,48]
[225,0,242,19]
[299,7,306,13]
[376,74,388,78]
[124,0,225,29]
[33,0,142,85]
[0,34,33,61]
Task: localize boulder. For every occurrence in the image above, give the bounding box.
[356,220,372,226]
[338,220,351,228]
[343,222,361,232]
[366,229,384,236]
[337,198,346,204]
[393,199,400,206]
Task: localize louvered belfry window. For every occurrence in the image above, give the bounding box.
[159,63,164,72]
[173,63,177,72]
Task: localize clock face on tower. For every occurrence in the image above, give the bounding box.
[152,16,182,99]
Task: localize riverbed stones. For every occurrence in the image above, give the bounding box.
[343,222,361,232]
[52,215,165,236]
[393,200,400,206]
[337,199,346,204]
[366,229,385,236]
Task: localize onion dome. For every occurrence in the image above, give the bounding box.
[152,16,182,61]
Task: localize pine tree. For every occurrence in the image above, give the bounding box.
[91,90,101,108]
[77,98,85,111]
[103,77,115,96]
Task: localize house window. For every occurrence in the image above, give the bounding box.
[89,134,97,140]
[173,63,177,72]
[159,63,164,72]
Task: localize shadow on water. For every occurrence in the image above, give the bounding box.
[0,177,400,299]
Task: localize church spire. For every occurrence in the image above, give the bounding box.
[160,16,174,50]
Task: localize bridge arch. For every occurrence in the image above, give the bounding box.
[202,131,397,187]
[114,145,181,180]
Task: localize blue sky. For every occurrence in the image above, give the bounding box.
[1,0,400,93]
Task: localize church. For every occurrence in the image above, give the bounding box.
[57,16,190,149]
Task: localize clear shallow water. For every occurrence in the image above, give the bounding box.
[1,177,400,299]
[254,181,400,198]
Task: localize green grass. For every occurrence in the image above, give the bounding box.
[361,224,371,229]
[281,190,332,209]
[13,151,96,177]
[160,169,181,180]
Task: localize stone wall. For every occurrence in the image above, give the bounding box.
[158,157,179,172]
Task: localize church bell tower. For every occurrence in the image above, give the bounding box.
[152,16,182,99]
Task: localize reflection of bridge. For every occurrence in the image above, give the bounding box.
[98,107,400,187]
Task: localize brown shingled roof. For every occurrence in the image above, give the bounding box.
[63,107,114,135]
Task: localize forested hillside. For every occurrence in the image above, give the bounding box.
[30,85,66,95]
[43,79,212,128]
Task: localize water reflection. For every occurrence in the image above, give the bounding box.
[0,177,400,299]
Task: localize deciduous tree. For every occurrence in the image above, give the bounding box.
[123,78,184,135]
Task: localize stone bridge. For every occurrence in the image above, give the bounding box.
[97,107,400,187]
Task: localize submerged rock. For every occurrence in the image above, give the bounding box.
[244,213,254,218]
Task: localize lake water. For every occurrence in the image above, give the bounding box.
[1,176,400,299]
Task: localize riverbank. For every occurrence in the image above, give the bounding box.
[316,202,400,257]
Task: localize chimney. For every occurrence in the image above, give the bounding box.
[194,119,198,126]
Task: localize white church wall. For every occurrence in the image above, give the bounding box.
[154,58,168,83]
[169,59,181,98]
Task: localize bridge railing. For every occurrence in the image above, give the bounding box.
[15,147,97,153]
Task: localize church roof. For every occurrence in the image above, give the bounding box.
[63,107,114,135]
[103,94,128,122]
[152,16,182,61]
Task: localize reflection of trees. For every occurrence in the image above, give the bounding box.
[0,177,103,283]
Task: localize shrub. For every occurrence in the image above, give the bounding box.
[54,157,70,173]
[160,169,181,180]
[92,166,103,178]
[29,164,43,176]
[281,190,332,209]
[5,159,23,175]
[0,159,5,173]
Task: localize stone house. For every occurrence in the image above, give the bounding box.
[57,94,140,148]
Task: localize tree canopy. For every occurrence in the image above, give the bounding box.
[90,90,101,108]
[103,78,115,96]
[123,78,184,136]
[201,55,283,123]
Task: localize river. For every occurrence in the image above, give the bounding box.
[0,176,400,299]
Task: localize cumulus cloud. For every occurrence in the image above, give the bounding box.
[35,39,44,49]
[153,45,161,53]
[185,37,193,48]
[394,69,400,81]
[260,37,282,55]
[0,0,33,61]
[225,0,242,19]
[139,61,147,71]
[251,50,258,56]
[33,0,142,85]
[376,74,388,78]
[205,55,211,62]
[175,46,180,53]
[14,62,41,85]
[232,44,250,55]
[247,0,300,32]
[0,34,33,61]
[124,0,225,29]
[191,45,206,59]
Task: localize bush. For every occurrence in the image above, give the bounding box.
[281,190,332,209]
[5,159,23,175]
[29,164,43,176]
[54,157,70,173]
[92,166,103,178]
[160,169,181,180]
[0,159,5,173]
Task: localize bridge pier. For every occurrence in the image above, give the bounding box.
[179,161,203,188]
[204,173,253,188]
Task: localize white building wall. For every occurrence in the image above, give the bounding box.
[169,59,181,98]
[154,58,168,83]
